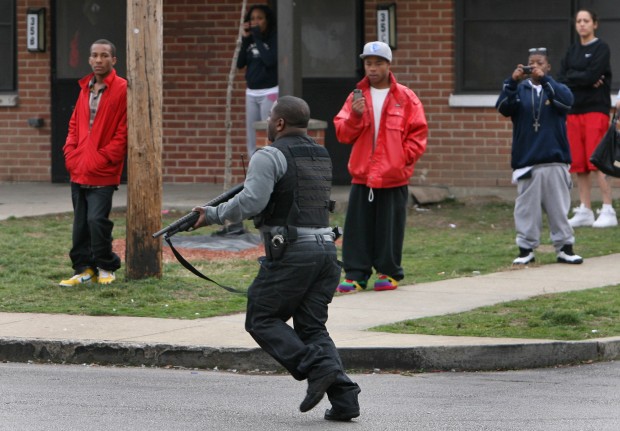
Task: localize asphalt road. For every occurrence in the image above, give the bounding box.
[0,361,618,431]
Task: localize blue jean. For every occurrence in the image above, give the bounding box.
[69,183,121,274]
[245,238,360,411]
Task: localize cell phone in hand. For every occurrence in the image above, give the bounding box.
[522,66,533,74]
[353,89,362,101]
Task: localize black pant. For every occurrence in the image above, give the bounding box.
[342,184,408,282]
[69,183,121,274]
[245,238,360,411]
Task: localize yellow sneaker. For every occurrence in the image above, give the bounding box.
[97,268,116,285]
[59,268,97,287]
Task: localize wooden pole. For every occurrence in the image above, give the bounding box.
[125,0,163,279]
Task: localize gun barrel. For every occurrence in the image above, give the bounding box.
[152,183,245,239]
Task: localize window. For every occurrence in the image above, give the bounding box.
[0,0,16,92]
[455,0,620,94]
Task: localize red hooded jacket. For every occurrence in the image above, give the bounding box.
[63,68,127,186]
[333,72,427,189]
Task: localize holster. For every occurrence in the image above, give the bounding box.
[264,233,287,261]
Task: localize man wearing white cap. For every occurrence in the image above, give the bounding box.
[334,41,428,293]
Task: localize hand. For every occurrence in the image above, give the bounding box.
[530,66,545,81]
[352,97,365,116]
[191,206,208,229]
[511,64,528,81]
[593,75,605,88]
[242,21,251,37]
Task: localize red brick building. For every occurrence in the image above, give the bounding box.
[1,0,619,191]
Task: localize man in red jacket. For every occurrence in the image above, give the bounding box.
[59,39,127,287]
[333,41,428,293]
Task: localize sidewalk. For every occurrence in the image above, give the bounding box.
[0,182,619,371]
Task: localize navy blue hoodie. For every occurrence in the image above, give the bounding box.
[236,27,278,90]
[496,76,574,170]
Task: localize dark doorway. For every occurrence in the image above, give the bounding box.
[299,0,363,185]
[51,0,127,183]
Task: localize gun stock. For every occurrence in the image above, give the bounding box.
[152,183,244,238]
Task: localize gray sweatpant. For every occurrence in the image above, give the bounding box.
[514,163,575,252]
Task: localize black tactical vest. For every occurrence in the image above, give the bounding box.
[255,134,332,229]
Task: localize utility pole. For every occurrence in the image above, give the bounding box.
[125,0,163,279]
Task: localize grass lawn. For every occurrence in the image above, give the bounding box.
[1,196,619,340]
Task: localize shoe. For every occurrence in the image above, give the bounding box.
[512,247,535,265]
[336,279,366,293]
[324,408,360,421]
[98,268,116,285]
[300,371,338,413]
[556,244,583,264]
[59,268,97,287]
[373,274,398,291]
[592,207,618,228]
[568,204,594,227]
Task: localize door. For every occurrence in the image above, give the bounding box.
[299,0,364,185]
[51,0,126,183]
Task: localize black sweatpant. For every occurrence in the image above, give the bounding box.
[341,184,408,282]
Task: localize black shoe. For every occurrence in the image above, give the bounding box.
[299,371,338,413]
[324,407,360,421]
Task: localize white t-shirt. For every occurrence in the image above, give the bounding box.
[370,87,389,143]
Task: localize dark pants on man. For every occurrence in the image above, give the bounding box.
[69,182,121,274]
[245,237,360,412]
[342,184,408,282]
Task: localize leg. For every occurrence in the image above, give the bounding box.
[245,93,261,157]
[514,171,543,251]
[86,186,121,272]
[68,183,95,273]
[540,165,574,252]
[258,91,278,121]
[245,244,340,381]
[597,171,613,205]
[372,186,408,281]
[576,173,592,209]
[341,184,374,282]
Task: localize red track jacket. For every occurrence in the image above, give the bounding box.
[334,72,427,189]
[63,69,127,186]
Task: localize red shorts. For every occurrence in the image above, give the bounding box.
[567,112,610,173]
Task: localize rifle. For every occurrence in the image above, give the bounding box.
[152,183,244,239]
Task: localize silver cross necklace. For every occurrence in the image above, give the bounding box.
[531,83,544,132]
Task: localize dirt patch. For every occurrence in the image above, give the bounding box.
[113,239,264,263]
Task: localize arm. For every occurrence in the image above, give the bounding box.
[402,98,428,165]
[496,78,520,117]
[199,146,287,226]
[333,91,365,145]
[540,76,574,114]
[236,36,251,69]
[251,29,278,68]
[562,43,610,87]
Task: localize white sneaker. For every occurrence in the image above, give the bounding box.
[512,248,535,265]
[592,207,618,228]
[556,244,583,264]
[568,205,595,227]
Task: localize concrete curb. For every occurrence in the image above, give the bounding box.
[2,337,618,372]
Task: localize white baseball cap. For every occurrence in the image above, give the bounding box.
[359,41,392,62]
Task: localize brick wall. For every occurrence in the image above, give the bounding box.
[0,0,52,182]
[0,0,537,188]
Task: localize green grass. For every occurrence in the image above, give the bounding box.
[1,197,619,340]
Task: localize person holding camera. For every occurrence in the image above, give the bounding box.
[237,4,278,157]
[333,41,428,293]
[557,9,616,228]
[496,47,583,265]
[192,96,361,422]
